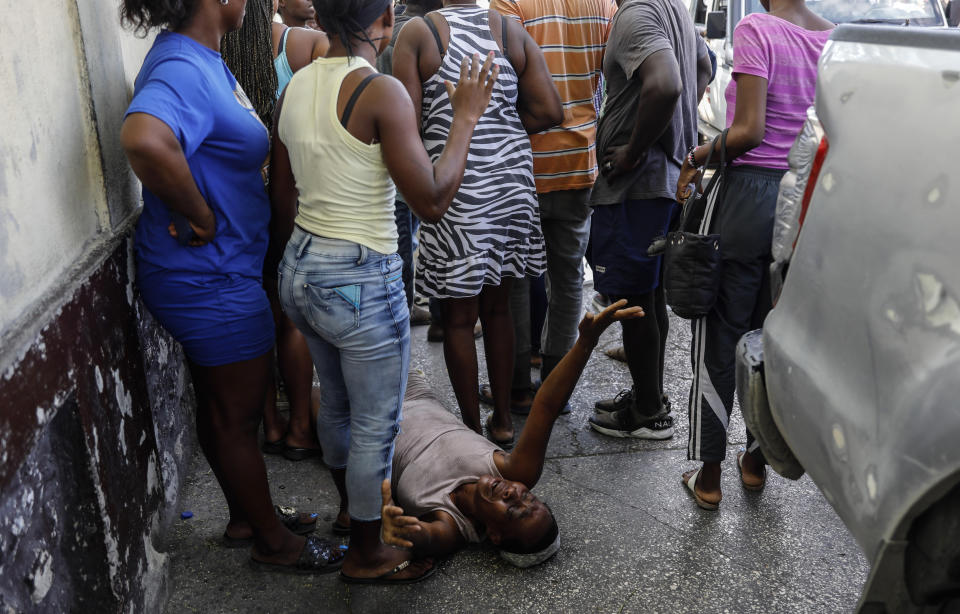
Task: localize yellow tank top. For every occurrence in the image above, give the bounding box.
[278,56,398,255]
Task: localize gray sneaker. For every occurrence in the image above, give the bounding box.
[588,409,674,440]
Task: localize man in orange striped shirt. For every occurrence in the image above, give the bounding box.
[491,0,617,385]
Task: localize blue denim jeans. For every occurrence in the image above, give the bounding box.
[278,227,410,521]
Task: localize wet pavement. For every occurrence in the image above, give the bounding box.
[162,281,869,613]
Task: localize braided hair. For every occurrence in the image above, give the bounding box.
[221,0,278,126]
[121,0,199,35]
[313,0,390,57]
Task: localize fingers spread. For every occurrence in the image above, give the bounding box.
[613,307,645,320]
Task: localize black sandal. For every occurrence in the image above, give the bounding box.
[340,559,437,585]
[282,445,323,462]
[222,505,319,548]
[261,438,285,455]
[249,535,345,575]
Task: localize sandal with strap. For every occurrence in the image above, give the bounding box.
[223,505,319,548]
[341,559,437,585]
[248,535,345,575]
[682,468,721,511]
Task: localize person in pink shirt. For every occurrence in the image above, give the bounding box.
[675,0,833,510]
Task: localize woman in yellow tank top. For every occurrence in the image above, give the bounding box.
[269,0,498,584]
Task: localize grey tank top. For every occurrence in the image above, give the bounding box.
[392,397,503,543]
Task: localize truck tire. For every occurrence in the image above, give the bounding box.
[736,330,805,480]
[906,484,960,607]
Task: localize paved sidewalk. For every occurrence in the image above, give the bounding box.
[163,286,868,613]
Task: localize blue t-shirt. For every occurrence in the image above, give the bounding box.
[126,31,271,280]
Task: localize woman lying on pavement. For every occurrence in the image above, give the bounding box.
[368,300,643,580]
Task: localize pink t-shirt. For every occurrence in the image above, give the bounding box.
[725,13,832,169]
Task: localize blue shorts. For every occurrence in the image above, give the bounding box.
[138,270,275,367]
[590,197,678,296]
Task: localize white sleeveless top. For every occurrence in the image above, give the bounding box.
[278,56,398,254]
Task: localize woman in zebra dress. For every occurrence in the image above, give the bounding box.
[394,3,562,444]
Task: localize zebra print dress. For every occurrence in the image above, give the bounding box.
[415,6,546,300]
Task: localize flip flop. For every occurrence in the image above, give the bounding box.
[737,450,767,492]
[340,559,437,585]
[261,438,285,455]
[248,535,344,575]
[484,416,515,449]
[283,445,323,462]
[682,468,720,511]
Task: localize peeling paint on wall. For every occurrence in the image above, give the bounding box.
[0,244,194,613]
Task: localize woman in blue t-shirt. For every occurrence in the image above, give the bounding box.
[120,0,342,573]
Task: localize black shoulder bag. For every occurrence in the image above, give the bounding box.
[650,129,729,320]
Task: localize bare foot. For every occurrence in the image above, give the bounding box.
[341,543,433,581]
[485,415,514,444]
[263,416,289,445]
[250,532,306,565]
[682,467,722,507]
[225,512,316,541]
[737,451,766,490]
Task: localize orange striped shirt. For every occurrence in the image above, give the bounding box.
[491,0,617,193]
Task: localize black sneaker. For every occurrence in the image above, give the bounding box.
[595,388,633,415]
[588,409,674,440]
[595,390,671,416]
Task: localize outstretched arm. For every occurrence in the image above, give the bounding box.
[496,301,645,487]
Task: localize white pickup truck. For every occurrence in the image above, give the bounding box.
[736,24,960,613]
[687,0,954,139]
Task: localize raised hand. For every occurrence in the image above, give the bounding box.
[380,479,423,549]
[446,52,500,124]
[578,299,645,348]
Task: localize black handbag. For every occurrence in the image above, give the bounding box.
[651,130,728,320]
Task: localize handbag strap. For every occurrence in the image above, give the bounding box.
[677,128,729,233]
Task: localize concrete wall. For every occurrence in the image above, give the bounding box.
[0,3,194,612]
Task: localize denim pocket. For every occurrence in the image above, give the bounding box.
[383,254,403,285]
[304,283,362,339]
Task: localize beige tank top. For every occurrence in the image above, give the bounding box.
[278,56,398,254]
[392,396,503,544]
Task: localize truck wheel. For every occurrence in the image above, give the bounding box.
[906,484,960,607]
[737,330,804,480]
